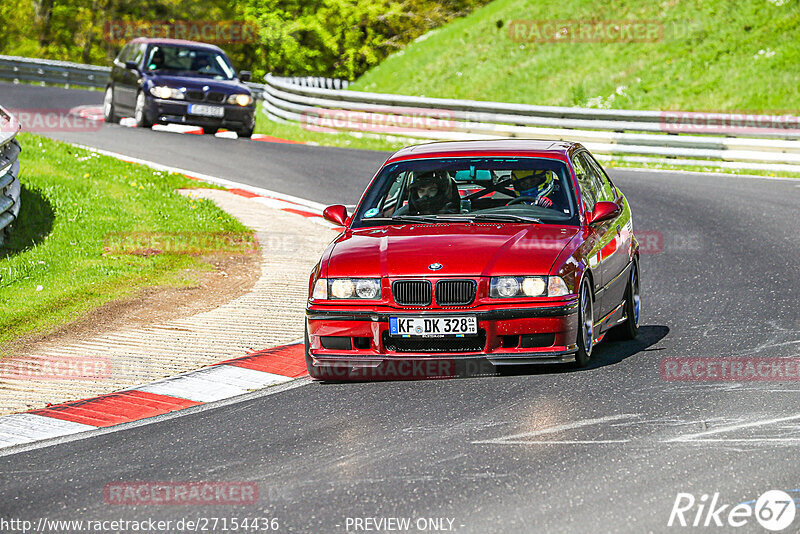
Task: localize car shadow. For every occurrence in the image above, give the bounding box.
[314,325,670,383]
[0,186,54,259]
[497,324,670,377]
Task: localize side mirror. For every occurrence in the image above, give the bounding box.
[124,61,139,71]
[588,201,621,225]
[323,205,348,226]
[239,70,252,82]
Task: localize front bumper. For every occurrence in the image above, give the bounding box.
[145,98,255,130]
[306,301,580,372]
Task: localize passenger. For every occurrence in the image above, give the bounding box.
[510,169,555,208]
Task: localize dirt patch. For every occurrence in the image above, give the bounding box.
[3,252,260,357]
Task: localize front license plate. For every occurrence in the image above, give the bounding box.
[188,104,224,118]
[389,316,477,337]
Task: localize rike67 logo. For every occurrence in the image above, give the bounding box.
[669,490,796,531]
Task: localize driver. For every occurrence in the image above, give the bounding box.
[148,49,165,71]
[396,171,458,215]
[510,169,555,208]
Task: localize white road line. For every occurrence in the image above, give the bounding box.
[136,364,290,403]
[668,413,800,442]
[0,414,96,447]
[674,438,800,443]
[72,144,328,212]
[472,414,639,444]
[483,440,630,444]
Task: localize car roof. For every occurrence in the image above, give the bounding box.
[385,139,582,163]
[128,38,224,52]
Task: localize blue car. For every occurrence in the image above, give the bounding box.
[103,38,256,138]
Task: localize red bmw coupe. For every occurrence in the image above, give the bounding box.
[305,140,640,379]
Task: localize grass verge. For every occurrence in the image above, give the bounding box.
[0,133,255,352]
[350,0,800,112]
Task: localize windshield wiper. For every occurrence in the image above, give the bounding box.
[467,213,542,223]
[389,215,466,224]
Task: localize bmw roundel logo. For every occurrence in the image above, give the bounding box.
[428,263,443,271]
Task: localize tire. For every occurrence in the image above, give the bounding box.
[238,114,255,139]
[103,86,119,124]
[611,259,640,340]
[573,277,594,368]
[134,91,153,128]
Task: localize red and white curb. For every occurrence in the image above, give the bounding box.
[73,105,303,144]
[0,343,307,449]
[0,127,336,451]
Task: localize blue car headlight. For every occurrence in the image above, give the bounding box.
[149,86,185,100]
[227,94,253,106]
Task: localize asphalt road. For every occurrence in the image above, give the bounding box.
[2,84,800,533]
[0,82,386,205]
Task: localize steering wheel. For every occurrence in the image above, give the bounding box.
[506,196,538,206]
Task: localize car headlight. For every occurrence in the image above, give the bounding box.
[149,86,184,100]
[314,278,381,300]
[227,94,253,106]
[490,276,569,297]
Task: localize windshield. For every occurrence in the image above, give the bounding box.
[145,45,236,80]
[352,157,578,228]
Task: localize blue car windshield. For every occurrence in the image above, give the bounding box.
[145,46,236,80]
[352,157,579,228]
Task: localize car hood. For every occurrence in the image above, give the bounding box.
[327,223,580,278]
[146,74,250,94]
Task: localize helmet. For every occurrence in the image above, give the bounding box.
[511,169,555,199]
[408,171,453,215]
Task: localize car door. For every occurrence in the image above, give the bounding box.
[571,152,606,316]
[116,43,146,112]
[110,44,131,109]
[573,151,621,319]
[584,153,632,314]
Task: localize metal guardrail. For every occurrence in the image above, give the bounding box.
[263,74,800,173]
[0,55,110,89]
[1,55,799,172]
[0,55,267,97]
[0,105,21,246]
